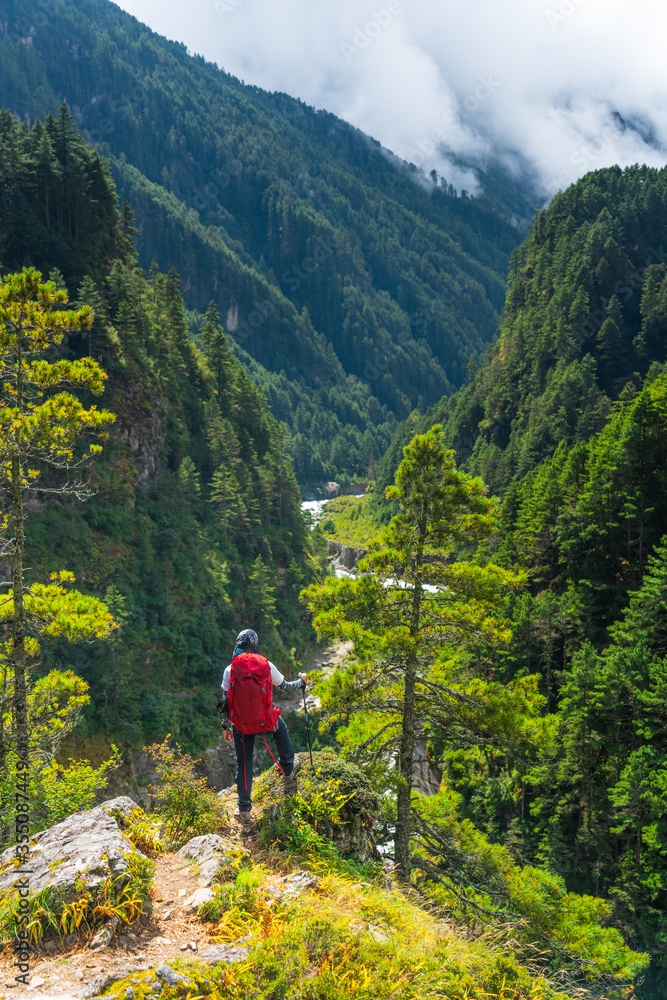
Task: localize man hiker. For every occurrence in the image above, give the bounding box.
[220,628,307,826]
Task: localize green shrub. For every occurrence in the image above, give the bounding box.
[35,748,122,829]
[147,737,223,848]
[257,757,378,867]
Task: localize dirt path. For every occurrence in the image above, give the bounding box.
[0,851,224,1000]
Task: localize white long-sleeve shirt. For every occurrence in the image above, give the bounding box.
[221,660,284,692]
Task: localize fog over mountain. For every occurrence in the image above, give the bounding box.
[114,0,667,198]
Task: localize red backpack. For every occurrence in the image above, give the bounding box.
[228,652,281,735]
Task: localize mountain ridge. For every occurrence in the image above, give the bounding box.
[0,0,534,480]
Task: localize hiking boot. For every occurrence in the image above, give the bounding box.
[233,807,254,825]
[284,754,302,779]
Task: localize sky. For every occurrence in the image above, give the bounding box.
[113,0,667,197]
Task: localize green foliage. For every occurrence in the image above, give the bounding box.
[382,164,667,498]
[305,427,523,875]
[146,737,223,848]
[363,168,667,995]
[0,113,321,753]
[199,864,269,927]
[0,851,155,946]
[36,747,121,828]
[318,494,378,547]
[112,808,165,858]
[257,771,364,866]
[414,789,648,993]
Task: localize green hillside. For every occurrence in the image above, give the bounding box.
[420,165,667,491]
[0,106,321,753]
[0,0,530,480]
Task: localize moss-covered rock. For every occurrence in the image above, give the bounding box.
[234,751,379,864]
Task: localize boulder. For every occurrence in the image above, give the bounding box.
[181,886,214,912]
[194,747,234,791]
[267,870,320,903]
[99,796,142,819]
[0,804,142,901]
[176,833,243,886]
[155,964,187,987]
[199,944,250,964]
[284,871,319,895]
[89,915,118,950]
[327,539,366,571]
[78,966,152,998]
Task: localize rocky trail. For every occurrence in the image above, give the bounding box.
[0,641,376,1000]
[0,838,246,1000]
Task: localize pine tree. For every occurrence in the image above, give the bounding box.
[0,268,115,842]
[305,426,521,878]
[202,300,234,401]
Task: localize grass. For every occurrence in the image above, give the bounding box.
[201,759,575,999]
[0,851,155,947]
[96,854,572,1000]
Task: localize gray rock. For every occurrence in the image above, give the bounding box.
[89,916,118,950]
[176,834,243,886]
[99,796,142,819]
[194,747,234,791]
[327,539,366,571]
[78,974,110,998]
[0,806,142,901]
[368,924,390,945]
[200,944,250,964]
[323,481,340,498]
[181,886,214,912]
[155,964,187,987]
[412,739,442,796]
[284,871,319,894]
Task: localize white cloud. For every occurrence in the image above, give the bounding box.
[113,0,667,197]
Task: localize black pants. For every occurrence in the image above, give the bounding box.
[233,717,295,812]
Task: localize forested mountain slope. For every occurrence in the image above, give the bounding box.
[417,164,667,493]
[363,165,667,997]
[0,0,530,480]
[0,108,319,753]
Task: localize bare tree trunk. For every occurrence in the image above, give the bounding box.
[11,327,28,842]
[395,643,418,878]
[11,451,28,813]
[395,525,425,881]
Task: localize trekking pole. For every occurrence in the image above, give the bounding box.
[302,685,315,768]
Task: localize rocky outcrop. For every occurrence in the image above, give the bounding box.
[113,383,166,487]
[327,539,366,572]
[176,833,245,887]
[323,481,340,498]
[0,799,144,900]
[412,740,443,796]
[243,752,379,865]
[193,746,235,792]
[200,944,250,964]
